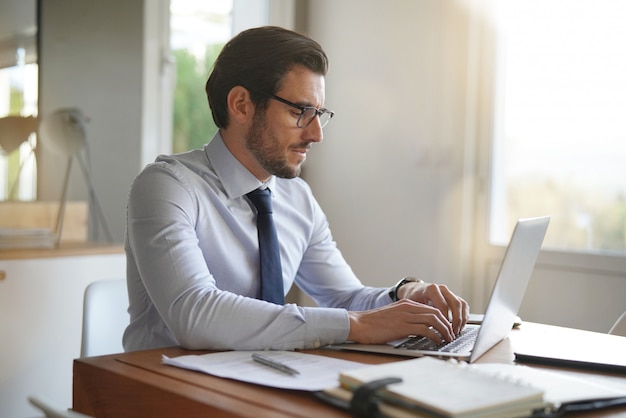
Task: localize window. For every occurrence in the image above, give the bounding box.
[170,0,232,153]
[489,0,626,254]
[169,0,269,153]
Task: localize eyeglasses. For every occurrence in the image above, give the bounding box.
[265,93,335,129]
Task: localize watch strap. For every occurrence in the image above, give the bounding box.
[389,277,424,301]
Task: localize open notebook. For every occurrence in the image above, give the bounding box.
[332,216,550,363]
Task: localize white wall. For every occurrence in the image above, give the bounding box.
[304,0,474,294]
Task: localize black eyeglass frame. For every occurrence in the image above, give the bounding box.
[263,93,335,129]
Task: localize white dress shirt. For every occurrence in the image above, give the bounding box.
[123,132,391,351]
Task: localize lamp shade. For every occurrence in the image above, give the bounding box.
[0,115,38,154]
[40,108,88,157]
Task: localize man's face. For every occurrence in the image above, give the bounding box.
[245,66,326,179]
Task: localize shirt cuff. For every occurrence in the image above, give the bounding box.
[301,306,350,348]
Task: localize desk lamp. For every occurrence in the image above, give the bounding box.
[39,108,113,245]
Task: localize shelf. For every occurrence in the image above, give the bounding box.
[0,241,124,260]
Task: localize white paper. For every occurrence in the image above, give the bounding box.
[162,350,365,391]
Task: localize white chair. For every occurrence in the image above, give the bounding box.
[608,311,626,337]
[28,396,93,418]
[80,279,129,357]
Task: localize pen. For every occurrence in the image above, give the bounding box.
[251,353,300,376]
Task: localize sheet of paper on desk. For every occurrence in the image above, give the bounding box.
[162,351,366,391]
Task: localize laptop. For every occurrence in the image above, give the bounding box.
[332,216,550,363]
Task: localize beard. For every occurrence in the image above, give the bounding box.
[245,111,302,179]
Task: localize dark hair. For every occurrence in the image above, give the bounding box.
[206,26,329,128]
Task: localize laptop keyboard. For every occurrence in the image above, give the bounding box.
[394,326,479,353]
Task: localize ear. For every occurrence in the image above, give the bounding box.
[227,86,254,125]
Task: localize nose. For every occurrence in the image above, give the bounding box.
[303,116,324,143]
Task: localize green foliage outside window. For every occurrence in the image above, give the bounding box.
[172,44,223,154]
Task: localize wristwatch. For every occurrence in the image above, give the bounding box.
[389,276,424,301]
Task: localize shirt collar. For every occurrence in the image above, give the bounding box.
[205,131,277,199]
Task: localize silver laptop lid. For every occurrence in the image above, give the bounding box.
[469,216,550,362]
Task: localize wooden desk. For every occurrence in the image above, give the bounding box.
[73,323,626,418]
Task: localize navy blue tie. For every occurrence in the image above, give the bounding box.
[246,188,284,304]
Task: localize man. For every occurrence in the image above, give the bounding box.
[123,26,468,352]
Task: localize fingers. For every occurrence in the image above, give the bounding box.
[401,300,455,342]
[418,284,469,335]
[439,286,470,334]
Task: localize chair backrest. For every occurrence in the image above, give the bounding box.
[609,311,626,337]
[80,279,129,357]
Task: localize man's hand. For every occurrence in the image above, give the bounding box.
[397,282,469,335]
[347,283,469,345]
